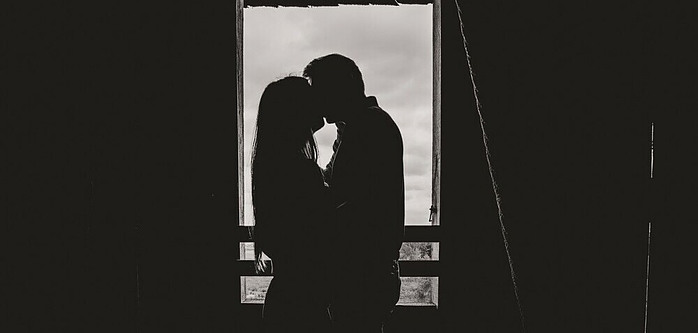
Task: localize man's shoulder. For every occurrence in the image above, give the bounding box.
[354,106,402,156]
[369,106,402,142]
[363,103,400,134]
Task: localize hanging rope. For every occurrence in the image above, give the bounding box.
[644,123,654,333]
[453,1,526,331]
[644,222,652,333]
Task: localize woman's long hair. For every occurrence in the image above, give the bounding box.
[251,76,318,273]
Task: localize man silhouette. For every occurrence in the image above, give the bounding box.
[304,54,405,333]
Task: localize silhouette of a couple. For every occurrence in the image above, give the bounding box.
[251,54,405,333]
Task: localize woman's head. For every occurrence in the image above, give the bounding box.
[252,76,322,163]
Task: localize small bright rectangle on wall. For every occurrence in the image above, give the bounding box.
[400,242,440,261]
[398,277,439,306]
[241,276,273,304]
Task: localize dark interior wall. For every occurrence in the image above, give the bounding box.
[441,0,650,331]
[131,2,240,331]
[5,2,138,331]
[3,0,696,332]
[439,0,697,332]
[5,1,239,332]
[647,2,698,331]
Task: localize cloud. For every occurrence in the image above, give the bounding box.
[406,174,431,191]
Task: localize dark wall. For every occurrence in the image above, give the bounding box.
[441,0,648,331]
[646,2,698,331]
[3,0,695,332]
[5,1,239,332]
[439,0,697,332]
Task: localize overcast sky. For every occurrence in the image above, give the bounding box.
[242,4,433,226]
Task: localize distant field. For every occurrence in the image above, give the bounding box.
[242,276,436,305]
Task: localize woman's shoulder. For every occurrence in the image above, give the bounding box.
[298,157,321,169]
[255,158,321,184]
[297,158,325,181]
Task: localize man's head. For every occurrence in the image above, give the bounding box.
[303,54,365,123]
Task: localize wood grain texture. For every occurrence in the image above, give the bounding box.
[243,0,432,7]
[432,0,442,226]
[237,0,246,228]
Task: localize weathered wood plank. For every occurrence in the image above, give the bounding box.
[235,225,440,241]
[243,0,434,8]
[236,260,439,276]
[431,0,442,226]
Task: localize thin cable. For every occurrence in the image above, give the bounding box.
[644,122,654,332]
[650,123,654,179]
[644,222,652,332]
[454,1,525,331]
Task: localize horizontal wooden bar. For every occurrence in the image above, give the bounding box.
[240,302,438,308]
[399,261,439,276]
[236,225,441,242]
[395,0,434,4]
[235,226,254,241]
[243,0,432,8]
[237,260,438,276]
[403,226,441,242]
[237,260,273,276]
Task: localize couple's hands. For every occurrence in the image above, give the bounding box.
[322,121,346,184]
[335,121,347,134]
[332,121,346,150]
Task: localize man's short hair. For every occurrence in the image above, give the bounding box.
[303,54,365,98]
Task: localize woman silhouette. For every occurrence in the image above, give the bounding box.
[251,76,333,333]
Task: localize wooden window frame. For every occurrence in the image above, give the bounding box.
[235,0,441,307]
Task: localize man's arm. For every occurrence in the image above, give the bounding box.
[321,121,346,184]
[371,117,405,261]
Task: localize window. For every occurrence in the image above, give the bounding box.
[236,0,441,307]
